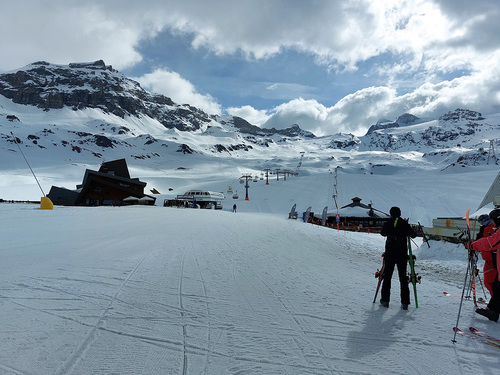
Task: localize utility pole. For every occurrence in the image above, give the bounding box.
[240,174,252,200]
[276,168,280,181]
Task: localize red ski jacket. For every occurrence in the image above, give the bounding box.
[477,222,496,263]
[471,227,500,282]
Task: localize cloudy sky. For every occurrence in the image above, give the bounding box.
[2,0,500,136]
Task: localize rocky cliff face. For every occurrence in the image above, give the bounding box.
[0,60,314,138]
[365,113,421,135]
[0,60,214,132]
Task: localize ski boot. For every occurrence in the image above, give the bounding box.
[476,308,499,322]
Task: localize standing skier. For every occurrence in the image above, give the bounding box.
[476,214,497,296]
[468,209,500,322]
[380,206,417,309]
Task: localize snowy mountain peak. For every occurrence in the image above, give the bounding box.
[365,113,421,135]
[395,113,420,125]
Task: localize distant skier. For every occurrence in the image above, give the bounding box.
[380,206,417,310]
[468,209,500,322]
[233,204,237,213]
[476,214,497,296]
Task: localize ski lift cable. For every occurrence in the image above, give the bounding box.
[11,131,46,197]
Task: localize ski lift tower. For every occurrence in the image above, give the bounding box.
[296,151,305,174]
[240,174,252,200]
[332,167,340,230]
[276,168,281,181]
[263,168,271,185]
[282,169,291,181]
[488,139,498,165]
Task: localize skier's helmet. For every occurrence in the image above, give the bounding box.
[389,206,401,218]
[489,209,500,226]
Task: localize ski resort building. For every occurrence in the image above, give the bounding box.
[47,159,156,206]
[312,197,391,232]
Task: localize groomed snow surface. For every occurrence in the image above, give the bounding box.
[1,199,500,374]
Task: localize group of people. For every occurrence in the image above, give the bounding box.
[379,206,500,323]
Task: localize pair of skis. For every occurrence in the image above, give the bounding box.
[373,253,385,303]
[453,327,500,350]
[452,209,481,343]
[407,237,420,308]
[372,237,420,307]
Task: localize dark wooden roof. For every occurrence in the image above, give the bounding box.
[98,158,131,179]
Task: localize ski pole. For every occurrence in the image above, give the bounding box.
[452,257,472,343]
[453,209,474,343]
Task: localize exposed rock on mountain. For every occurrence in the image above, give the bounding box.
[0,60,312,138]
[0,61,499,173]
[365,113,420,135]
[359,108,498,154]
[439,108,485,122]
[0,60,211,132]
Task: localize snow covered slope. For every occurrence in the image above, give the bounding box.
[0,204,498,374]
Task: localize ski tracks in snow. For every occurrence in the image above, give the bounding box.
[55,248,154,375]
[178,238,214,375]
[3,207,499,374]
[61,233,219,374]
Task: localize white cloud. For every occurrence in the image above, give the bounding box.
[236,62,500,137]
[0,1,144,71]
[258,89,396,136]
[3,0,490,75]
[392,58,500,118]
[226,106,270,126]
[134,69,222,115]
[262,98,329,133]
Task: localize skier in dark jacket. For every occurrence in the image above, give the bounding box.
[380,206,417,309]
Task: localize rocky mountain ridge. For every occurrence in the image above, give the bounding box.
[0,60,313,139]
[0,60,499,174]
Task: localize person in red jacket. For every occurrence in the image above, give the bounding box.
[476,214,497,296]
[469,209,500,322]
